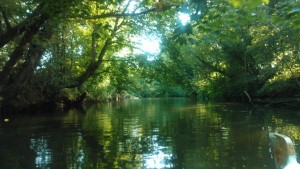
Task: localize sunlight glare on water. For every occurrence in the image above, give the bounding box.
[143,134,174,169]
[30,137,52,168]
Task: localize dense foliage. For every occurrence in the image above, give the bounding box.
[0,0,299,109]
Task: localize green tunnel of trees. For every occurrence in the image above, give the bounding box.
[0,0,300,109]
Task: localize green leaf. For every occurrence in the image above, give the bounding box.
[156,14,163,19]
[291,19,300,28]
[229,0,269,8]
[142,0,151,5]
[271,15,283,24]
[229,0,243,7]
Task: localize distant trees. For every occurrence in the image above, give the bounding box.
[149,0,300,100]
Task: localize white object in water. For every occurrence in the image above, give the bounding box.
[269,132,300,169]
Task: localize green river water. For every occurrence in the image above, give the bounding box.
[1,98,300,169]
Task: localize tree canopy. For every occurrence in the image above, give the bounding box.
[0,0,299,109]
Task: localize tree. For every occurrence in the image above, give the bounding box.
[156,0,300,100]
[0,0,183,109]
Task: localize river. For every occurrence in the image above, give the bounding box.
[0,98,300,169]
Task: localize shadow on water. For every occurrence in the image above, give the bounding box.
[0,98,300,169]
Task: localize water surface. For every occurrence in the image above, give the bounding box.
[1,98,300,169]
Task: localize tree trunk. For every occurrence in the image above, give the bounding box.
[4,43,44,100]
[74,38,111,88]
[0,15,47,86]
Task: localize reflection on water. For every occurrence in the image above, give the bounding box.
[30,137,52,168]
[1,98,300,169]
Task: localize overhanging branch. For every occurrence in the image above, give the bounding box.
[74,2,178,20]
[77,8,156,19]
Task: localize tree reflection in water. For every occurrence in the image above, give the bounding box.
[1,98,300,168]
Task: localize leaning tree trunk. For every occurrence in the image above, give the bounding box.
[1,21,56,107]
[74,38,112,88]
[4,43,44,101]
[0,14,48,87]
